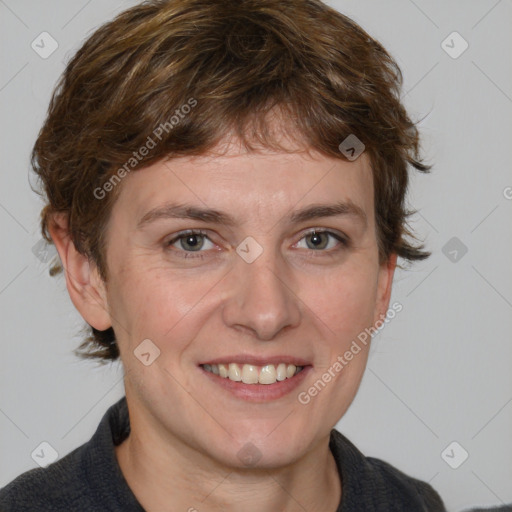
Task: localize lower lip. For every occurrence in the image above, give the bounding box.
[199,366,312,402]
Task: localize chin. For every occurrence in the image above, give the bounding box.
[207,423,315,470]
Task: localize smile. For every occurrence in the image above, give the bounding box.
[201,363,304,385]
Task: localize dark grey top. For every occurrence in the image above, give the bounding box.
[0,396,446,511]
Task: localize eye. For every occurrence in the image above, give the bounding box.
[165,230,216,257]
[294,229,348,252]
[164,228,349,260]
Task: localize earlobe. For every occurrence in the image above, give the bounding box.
[374,253,398,323]
[48,213,112,331]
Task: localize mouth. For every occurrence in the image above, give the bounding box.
[201,362,304,384]
[198,358,312,402]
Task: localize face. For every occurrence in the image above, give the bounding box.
[92,143,395,469]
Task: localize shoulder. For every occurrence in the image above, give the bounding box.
[330,429,446,512]
[0,396,134,512]
[363,455,446,511]
[0,444,94,511]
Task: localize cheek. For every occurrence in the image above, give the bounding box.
[304,265,379,341]
[107,262,221,345]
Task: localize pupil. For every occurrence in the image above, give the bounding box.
[309,232,326,249]
[185,234,202,250]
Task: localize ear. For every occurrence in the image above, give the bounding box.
[48,213,112,331]
[373,252,398,325]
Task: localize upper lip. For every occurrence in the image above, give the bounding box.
[199,355,311,366]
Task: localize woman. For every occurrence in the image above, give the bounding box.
[0,0,446,510]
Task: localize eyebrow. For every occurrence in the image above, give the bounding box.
[136,200,367,230]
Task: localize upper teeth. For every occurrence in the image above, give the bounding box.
[202,363,303,385]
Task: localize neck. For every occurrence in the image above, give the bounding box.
[115,408,341,512]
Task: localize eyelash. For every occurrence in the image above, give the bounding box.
[164,229,349,260]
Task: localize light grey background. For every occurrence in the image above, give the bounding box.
[1,1,511,510]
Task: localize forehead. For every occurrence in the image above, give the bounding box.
[109,147,375,230]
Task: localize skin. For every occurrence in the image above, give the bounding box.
[50,136,396,512]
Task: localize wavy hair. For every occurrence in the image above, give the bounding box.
[31,0,431,362]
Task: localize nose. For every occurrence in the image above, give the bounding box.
[221,244,301,341]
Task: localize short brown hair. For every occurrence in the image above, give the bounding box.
[31,0,431,363]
